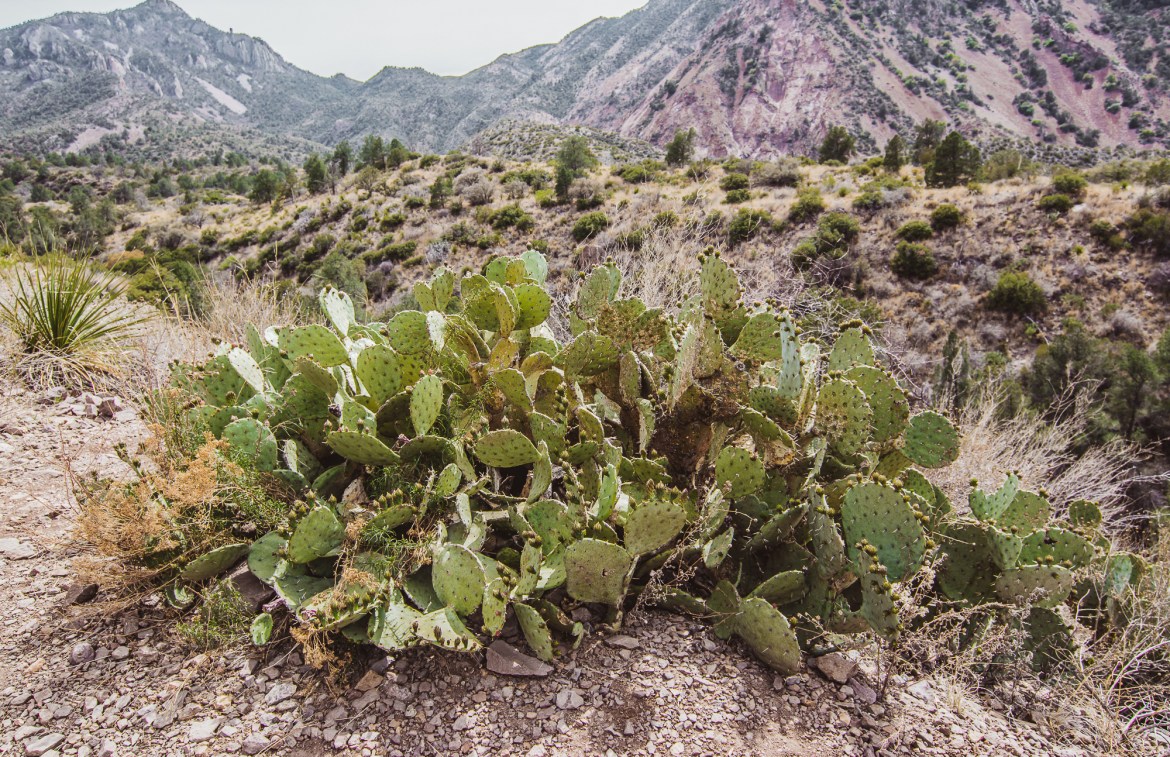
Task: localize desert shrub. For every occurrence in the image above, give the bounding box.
[535,189,558,208]
[461,179,495,207]
[1038,193,1075,214]
[930,203,964,231]
[728,208,773,246]
[753,159,802,188]
[403,196,426,210]
[0,256,146,387]
[1127,208,1170,257]
[569,178,605,210]
[723,189,751,204]
[1051,171,1089,199]
[987,271,1047,314]
[896,220,933,242]
[788,188,825,223]
[489,204,535,232]
[363,240,417,265]
[502,180,528,200]
[501,168,551,189]
[720,172,750,191]
[890,241,938,279]
[615,161,662,184]
[1088,219,1125,250]
[572,211,610,242]
[791,212,859,270]
[652,211,679,229]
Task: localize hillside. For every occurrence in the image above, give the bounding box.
[1,0,1168,159]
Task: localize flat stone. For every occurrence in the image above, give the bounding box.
[486,641,552,678]
[850,676,879,705]
[64,584,99,605]
[605,635,641,650]
[265,682,297,705]
[0,538,36,560]
[188,719,219,742]
[354,669,383,693]
[240,734,270,755]
[229,565,274,612]
[809,652,856,684]
[25,733,65,756]
[555,689,584,710]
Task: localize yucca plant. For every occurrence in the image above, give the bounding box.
[0,255,146,387]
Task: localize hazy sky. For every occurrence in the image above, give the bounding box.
[0,0,648,78]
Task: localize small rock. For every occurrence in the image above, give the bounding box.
[908,680,936,704]
[0,538,36,560]
[69,642,96,665]
[354,669,383,693]
[229,566,273,611]
[24,733,65,757]
[555,689,584,710]
[265,682,297,705]
[240,734,270,755]
[605,635,641,650]
[97,397,124,417]
[849,676,879,705]
[96,739,117,757]
[64,584,99,605]
[486,641,552,677]
[809,652,857,684]
[111,646,130,661]
[188,719,219,742]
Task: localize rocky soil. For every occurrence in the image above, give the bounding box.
[0,379,1097,756]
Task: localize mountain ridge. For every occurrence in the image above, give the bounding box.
[0,0,1167,159]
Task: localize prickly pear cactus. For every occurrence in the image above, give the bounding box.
[164,250,1105,675]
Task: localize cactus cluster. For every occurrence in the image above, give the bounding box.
[165,249,1118,674]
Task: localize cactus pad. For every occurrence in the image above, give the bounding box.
[844,366,908,445]
[715,447,766,498]
[475,429,540,468]
[248,532,287,584]
[624,499,687,555]
[515,602,555,662]
[278,325,349,367]
[410,374,444,436]
[996,565,1074,608]
[181,543,250,582]
[411,608,483,652]
[223,418,278,471]
[733,597,801,673]
[565,539,632,606]
[902,411,960,468]
[841,482,925,582]
[355,345,402,407]
[432,544,486,616]
[817,378,873,457]
[287,506,345,564]
[827,327,875,373]
[327,431,400,466]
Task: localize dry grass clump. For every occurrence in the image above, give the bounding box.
[933,383,1139,522]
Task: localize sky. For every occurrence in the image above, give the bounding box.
[0,0,648,79]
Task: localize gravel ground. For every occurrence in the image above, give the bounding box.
[0,381,1093,757]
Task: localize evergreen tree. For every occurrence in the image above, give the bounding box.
[925,132,982,188]
[883,134,905,173]
[358,135,387,170]
[818,126,855,163]
[913,119,947,165]
[331,141,353,176]
[250,169,280,204]
[303,153,328,194]
[664,128,697,167]
[554,136,598,200]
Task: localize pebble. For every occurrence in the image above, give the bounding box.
[70,642,96,665]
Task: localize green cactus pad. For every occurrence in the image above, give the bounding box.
[806,500,848,579]
[272,573,333,612]
[935,523,998,603]
[1025,606,1075,672]
[432,544,486,616]
[747,504,808,552]
[1018,528,1093,569]
[565,539,632,606]
[749,386,798,426]
[817,378,873,457]
[327,431,400,466]
[514,283,552,330]
[1104,553,1144,597]
[575,264,621,319]
[528,442,553,503]
[998,490,1052,534]
[557,331,619,378]
[411,608,483,652]
[513,542,542,598]
[827,327,875,373]
[732,313,786,362]
[985,525,1024,571]
[748,571,807,605]
[222,418,278,471]
[492,368,532,411]
[287,506,345,564]
[278,325,349,367]
[180,543,250,582]
[624,499,687,555]
[844,366,909,445]
[481,578,508,636]
[386,310,432,355]
[733,597,801,673]
[995,565,1075,608]
[702,528,735,568]
[409,374,443,436]
[841,482,925,582]
[369,594,423,651]
[475,429,540,468]
[248,532,287,584]
[857,550,901,639]
[1067,499,1103,528]
[227,347,267,395]
[525,500,575,553]
[250,613,273,646]
[902,411,960,468]
[515,602,555,662]
[291,356,339,396]
[715,447,766,498]
[355,345,402,407]
[319,287,355,337]
[970,473,1020,523]
[699,253,741,319]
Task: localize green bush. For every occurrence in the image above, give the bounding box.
[728,209,774,246]
[379,212,406,231]
[930,204,964,231]
[1127,208,1170,257]
[535,189,558,208]
[363,240,418,265]
[1051,171,1089,199]
[788,189,825,223]
[987,271,1047,314]
[720,172,750,191]
[572,212,610,242]
[489,204,535,232]
[890,241,938,279]
[723,189,751,204]
[896,220,933,242]
[1038,194,1075,214]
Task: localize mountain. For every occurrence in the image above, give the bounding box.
[0,0,1167,159]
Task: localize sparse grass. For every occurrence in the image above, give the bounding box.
[177,581,253,650]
